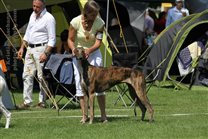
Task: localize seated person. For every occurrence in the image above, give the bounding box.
[57,29,71,54]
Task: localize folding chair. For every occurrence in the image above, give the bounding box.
[107,23,142,107]
[43,53,78,110]
[111,51,139,107]
[111,51,161,107]
[113,83,134,107]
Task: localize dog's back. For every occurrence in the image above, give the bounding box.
[86,65,145,92]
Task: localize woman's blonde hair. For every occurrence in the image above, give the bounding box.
[83,0,100,16]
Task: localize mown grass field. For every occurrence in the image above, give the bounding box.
[0,86,208,139]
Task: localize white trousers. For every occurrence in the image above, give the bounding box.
[72,49,104,97]
[22,46,46,104]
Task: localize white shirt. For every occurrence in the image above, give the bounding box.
[23,8,56,47]
[70,15,104,49]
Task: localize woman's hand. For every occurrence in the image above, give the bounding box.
[84,48,91,59]
[72,48,79,56]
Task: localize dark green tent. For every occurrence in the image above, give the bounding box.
[143,9,208,88]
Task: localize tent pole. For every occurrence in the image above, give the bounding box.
[104,0,109,67]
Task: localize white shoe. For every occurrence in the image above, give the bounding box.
[5,113,11,129]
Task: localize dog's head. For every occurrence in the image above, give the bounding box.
[76,47,86,60]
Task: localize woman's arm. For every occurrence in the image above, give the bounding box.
[68,25,77,56]
[85,26,104,58]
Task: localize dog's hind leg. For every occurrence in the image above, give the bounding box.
[134,86,154,122]
[128,85,147,121]
[138,94,154,122]
[0,97,11,129]
[135,98,147,121]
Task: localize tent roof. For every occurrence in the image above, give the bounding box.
[0,0,72,13]
[186,0,208,13]
[143,9,208,87]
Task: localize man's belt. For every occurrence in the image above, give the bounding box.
[29,42,47,48]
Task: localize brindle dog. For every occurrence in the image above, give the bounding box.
[76,47,154,124]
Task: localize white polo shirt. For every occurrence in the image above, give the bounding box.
[23,8,56,47]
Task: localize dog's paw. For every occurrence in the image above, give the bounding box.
[89,119,93,124]
[100,118,108,123]
[102,119,108,123]
[149,119,154,123]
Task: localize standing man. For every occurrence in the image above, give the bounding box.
[17,0,56,108]
[166,0,189,27]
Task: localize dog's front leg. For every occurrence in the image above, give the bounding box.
[83,95,89,123]
[89,93,95,124]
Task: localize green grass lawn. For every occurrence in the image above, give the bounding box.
[0,86,208,139]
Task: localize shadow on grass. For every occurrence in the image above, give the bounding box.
[92,116,130,123]
[48,102,80,110]
[92,116,153,124]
